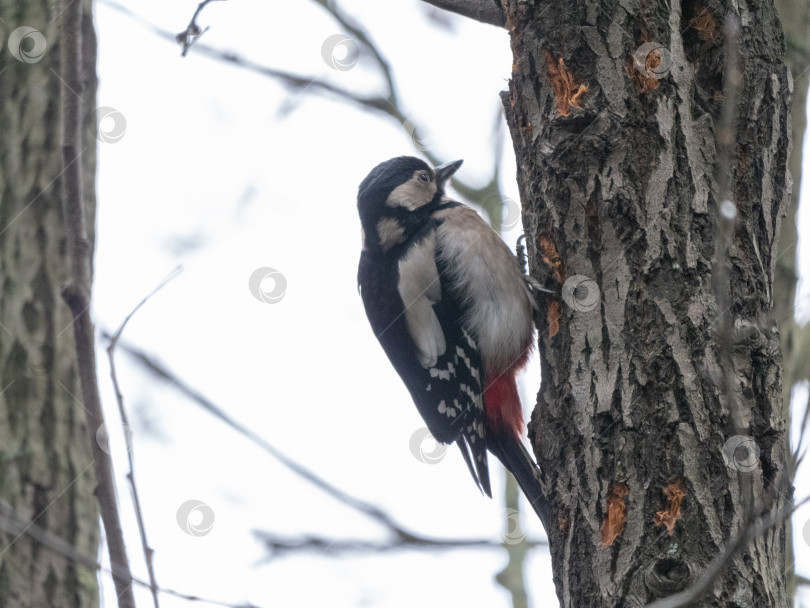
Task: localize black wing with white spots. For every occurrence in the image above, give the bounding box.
[358,228,492,496]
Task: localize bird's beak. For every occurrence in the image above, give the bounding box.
[435,159,463,187]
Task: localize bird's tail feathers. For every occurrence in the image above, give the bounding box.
[487,434,549,529]
[458,436,492,498]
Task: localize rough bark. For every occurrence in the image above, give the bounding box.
[500,1,792,606]
[0,1,99,606]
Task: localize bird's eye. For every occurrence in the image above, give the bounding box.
[418,172,431,183]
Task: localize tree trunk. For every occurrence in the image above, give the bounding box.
[0,1,99,606]
[501,1,792,606]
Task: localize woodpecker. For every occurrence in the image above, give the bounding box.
[357,156,548,526]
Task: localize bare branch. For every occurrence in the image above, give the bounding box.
[420,0,506,28]
[108,267,183,345]
[99,1,397,114]
[58,1,135,605]
[311,0,399,105]
[176,0,227,56]
[712,15,742,416]
[100,336,428,540]
[107,266,182,608]
[0,500,262,608]
[105,337,546,555]
[256,530,545,558]
[97,0,506,223]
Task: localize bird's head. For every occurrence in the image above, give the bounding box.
[357,156,463,252]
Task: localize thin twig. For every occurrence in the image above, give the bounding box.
[96,0,506,223]
[0,500,262,608]
[713,15,743,427]
[256,531,545,558]
[100,336,434,539]
[311,0,399,106]
[107,266,183,608]
[176,0,227,56]
[113,337,547,552]
[101,337,542,548]
[711,16,761,528]
[58,0,136,605]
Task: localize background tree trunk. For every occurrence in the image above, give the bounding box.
[0,1,99,606]
[501,1,792,606]
[773,0,810,598]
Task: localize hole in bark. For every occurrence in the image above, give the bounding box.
[645,557,693,596]
[654,558,689,582]
[556,114,592,134]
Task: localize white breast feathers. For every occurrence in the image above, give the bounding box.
[433,205,534,373]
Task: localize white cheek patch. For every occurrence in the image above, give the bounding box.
[397,233,446,368]
[386,173,438,210]
[376,217,405,252]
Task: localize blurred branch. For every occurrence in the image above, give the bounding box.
[102,337,428,537]
[0,500,262,608]
[101,0,391,111]
[419,0,506,27]
[256,530,545,558]
[311,0,399,106]
[106,267,182,608]
[97,0,508,225]
[495,475,530,608]
[105,336,548,556]
[176,0,227,56]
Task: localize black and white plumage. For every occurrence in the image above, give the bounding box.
[357,156,548,525]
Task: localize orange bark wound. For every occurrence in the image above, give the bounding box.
[537,235,563,338]
[544,53,588,117]
[654,480,686,535]
[538,235,563,284]
[547,301,560,339]
[690,8,717,41]
[627,52,661,92]
[601,482,629,546]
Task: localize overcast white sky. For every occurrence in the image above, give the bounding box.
[80,1,810,607]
